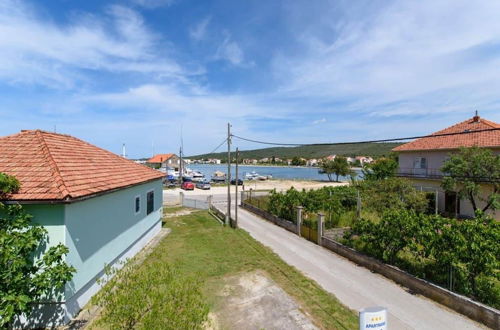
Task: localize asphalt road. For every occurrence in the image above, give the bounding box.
[164,191,486,329]
[234,207,486,330]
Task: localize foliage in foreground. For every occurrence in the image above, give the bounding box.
[92,261,209,330]
[0,173,75,327]
[344,209,500,308]
[255,178,429,228]
[441,146,500,212]
[361,157,398,181]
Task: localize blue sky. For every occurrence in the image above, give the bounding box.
[1,0,499,158]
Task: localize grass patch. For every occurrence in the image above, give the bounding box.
[163,206,186,214]
[161,210,357,329]
[91,210,357,329]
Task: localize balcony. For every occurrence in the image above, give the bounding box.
[396,167,445,179]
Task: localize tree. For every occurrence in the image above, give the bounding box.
[361,157,398,180]
[441,147,500,213]
[0,173,75,327]
[291,156,305,166]
[320,156,353,182]
[359,177,429,214]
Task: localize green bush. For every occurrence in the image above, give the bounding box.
[344,209,500,308]
[357,177,429,214]
[92,260,209,329]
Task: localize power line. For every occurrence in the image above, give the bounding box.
[231,127,500,147]
[206,137,228,155]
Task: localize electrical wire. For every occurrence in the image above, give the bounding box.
[231,127,500,147]
[206,137,228,155]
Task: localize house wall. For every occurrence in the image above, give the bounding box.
[399,148,500,171]
[406,178,498,220]
[23,204,66,249]
[162,154,183,169]
[64,180,163,300]
[398,150,450,171]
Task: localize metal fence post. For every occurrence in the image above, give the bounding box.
[180,192,184,206]
[207,195,213,208]
[356,190,361,219]
[317,213,324,246]
[435,189,438,215]
[296,206,303,236]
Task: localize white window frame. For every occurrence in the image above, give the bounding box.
[146,189,155,215]
[414,157,427,169]
[134,195,141,215]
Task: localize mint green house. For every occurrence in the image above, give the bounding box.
[0,130,165,327]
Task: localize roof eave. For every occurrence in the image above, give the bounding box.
[1,177,163,205]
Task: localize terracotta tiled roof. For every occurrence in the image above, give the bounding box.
[0,130,164,201]
[147,153,175,163]
[393,116,500,152]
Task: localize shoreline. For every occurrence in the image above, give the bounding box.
[188,163,363,171]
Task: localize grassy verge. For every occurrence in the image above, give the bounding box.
[91,209,358,329]
[161,209,357,329]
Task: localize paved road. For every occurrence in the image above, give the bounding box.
[232,206,486,330]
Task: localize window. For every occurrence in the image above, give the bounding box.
[413,157,427,169]
[147,190,154,215]
[135,196,140,214]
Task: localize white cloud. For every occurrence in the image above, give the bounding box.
[215,36,244,66]
[189,17,211,41]
[0,1,182,87]
[312,118,326,125]
[130,0,175,9]
[277,0,500,117]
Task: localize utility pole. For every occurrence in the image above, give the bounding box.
[179,146,183,185]
[226,123,231,226]
[235,147,239,228]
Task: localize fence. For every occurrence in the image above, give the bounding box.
[180,192,210,210]
[240,197,499,329]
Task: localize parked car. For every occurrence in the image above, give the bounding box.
[195,180,211,190]
[181,181,195,190]
[164,180,177,188]
[230,178,243,185]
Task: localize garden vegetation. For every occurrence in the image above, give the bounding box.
[0,173,75,328]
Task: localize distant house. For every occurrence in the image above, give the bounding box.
[208,158,221,164]
[147,153,184,171]
[355,156,374,166]
[0,130,164,327]
[306,159,318,166]
[260,157,269,163]
[346,157,356,164]
[243,158,258,165]
[393,114,499,219]
[326,154,336,161]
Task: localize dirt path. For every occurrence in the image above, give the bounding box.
[209,271,318,330]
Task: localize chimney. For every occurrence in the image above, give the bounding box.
[122,143,127,158]
[472,110,481,123]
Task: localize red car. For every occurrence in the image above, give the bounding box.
[181,181,195,190]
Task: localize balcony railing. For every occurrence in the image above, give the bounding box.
[396,167,445,179]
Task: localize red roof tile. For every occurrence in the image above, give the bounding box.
[393,116,500,152]
[0,130,164,201]
[147,153,175,163]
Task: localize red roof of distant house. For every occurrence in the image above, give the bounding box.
[0,130,164,201]
[147,153,175,163]
[393,115,500,152]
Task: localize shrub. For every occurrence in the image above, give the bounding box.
[92,260,209,329]
[344,209,500,308]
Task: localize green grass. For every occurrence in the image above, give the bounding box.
[163,206,185,214]
[91,209,358,329]
[160,209,358,329]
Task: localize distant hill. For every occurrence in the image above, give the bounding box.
[188,142,402,160]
